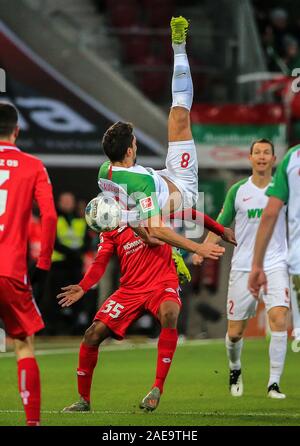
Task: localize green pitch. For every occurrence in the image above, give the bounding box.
[1,338,300,426]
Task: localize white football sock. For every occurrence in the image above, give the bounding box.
[225,333,243,371]
[171,43,193,111]
[268,331,287,387]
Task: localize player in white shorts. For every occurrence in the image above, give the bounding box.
[195,139,290,399]
[97,17,225,262]
[249,143,300,340]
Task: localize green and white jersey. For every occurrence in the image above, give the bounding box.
[98,161,169,221]
[267,145,300,274]
[217,176,287,272]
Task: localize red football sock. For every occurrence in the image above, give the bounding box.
[17,357,41,426]
[77,343,99,403]
[153,328,178,393]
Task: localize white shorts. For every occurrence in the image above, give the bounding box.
[157,139,198,209]
[227,268,290,321]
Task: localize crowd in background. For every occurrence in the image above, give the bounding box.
[253,2,300,74]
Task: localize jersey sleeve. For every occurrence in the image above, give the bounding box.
[79,232,114,292]
[133,175,161,221]
[266,154,290,203]
[217,183,238,227]
[34,162,57,270]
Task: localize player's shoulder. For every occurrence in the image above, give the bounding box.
[280,144,300,169]
[100,225,128,240]
[98,160,110,178]
[16,150,45,167]
[227,177,249,198]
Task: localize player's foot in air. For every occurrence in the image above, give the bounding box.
[171,16,189,44]
[267,383,286,399]
[229,369,243,397]
[139,387,161,412]
[62,396,91,412]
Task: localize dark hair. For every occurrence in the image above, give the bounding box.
[0,102,18,137]
[102,121,134,162]
[250,138,275,155]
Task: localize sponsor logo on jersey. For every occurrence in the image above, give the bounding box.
[243,196,253,202]
[117,226,126,233]
[139,196,154,212]
[123,239,143,251]
[247,208,263,219]
[99,179,121,195]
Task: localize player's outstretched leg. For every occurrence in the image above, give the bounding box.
[62,322,110,412]
[161,16,198,212]
[140,301,180,412]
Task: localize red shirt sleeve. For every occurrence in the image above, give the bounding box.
[79,232,115,292]
[34,162,57,270]
[168,208,225,236]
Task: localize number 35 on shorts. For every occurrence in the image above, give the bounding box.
[100,300,124,319]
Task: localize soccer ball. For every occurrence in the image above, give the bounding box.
[85,195,121,233]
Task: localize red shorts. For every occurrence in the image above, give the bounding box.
[0,277,44,339]
[94,283,181,340]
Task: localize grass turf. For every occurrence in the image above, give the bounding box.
[0,338,299,426]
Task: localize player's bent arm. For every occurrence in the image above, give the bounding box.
[79,236,114,292]
[57,234,114,308]
[169,209,225,237]
[252,196,284,268]
[146,214,225,260]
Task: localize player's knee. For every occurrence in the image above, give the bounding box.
[269,307,288,331]
[160,309,179,328]
[170,107,189,131]
[83,324,104,346]
[227,331,243,342]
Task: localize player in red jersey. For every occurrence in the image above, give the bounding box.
[58,224,196,412]
[0,102,57,426]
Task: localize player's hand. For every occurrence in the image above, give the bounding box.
[248,266,267,299]
[192,253,204,266]
[196,243,225,260]
[57,284,84,307]
[221,227,237,246]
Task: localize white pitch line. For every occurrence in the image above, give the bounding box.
[0,409,299,418]
[0,339,223,359]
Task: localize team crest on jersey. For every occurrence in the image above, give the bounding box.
[139,196,154,212]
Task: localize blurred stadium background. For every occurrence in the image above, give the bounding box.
[1,0,300,341]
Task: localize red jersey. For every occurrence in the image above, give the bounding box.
[79,226,178,293]
[0,141,57,284]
